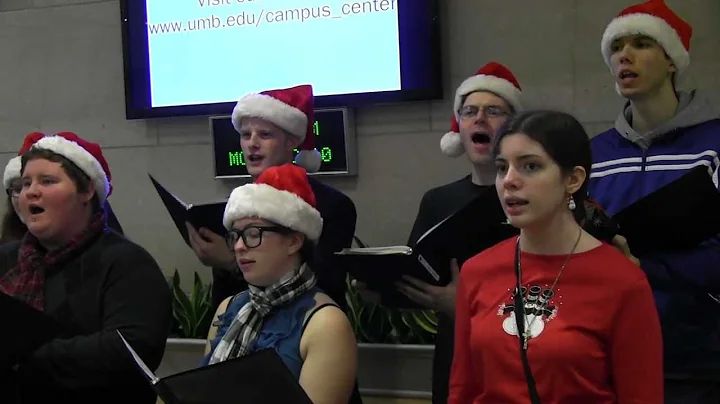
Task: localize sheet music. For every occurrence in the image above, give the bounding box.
[415,214,452,245]
[117,330,160,385]
[148,174,189,210]
[165,188,188,210]
[336,246,413,255]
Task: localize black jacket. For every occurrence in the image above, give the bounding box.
[0,230,172,404]
[408,176,492,404]
[105,201,124,235]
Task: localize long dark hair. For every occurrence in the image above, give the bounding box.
[0,194,27,242]
[493,110,593,224]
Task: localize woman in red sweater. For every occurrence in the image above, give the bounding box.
[449,110,663,404]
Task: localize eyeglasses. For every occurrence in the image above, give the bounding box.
[5,182,21,198]
[225,226,292,249]
[458,105,509,120]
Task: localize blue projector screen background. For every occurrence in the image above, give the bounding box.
[145,0,401,108]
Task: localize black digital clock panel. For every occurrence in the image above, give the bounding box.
[211,108,356,178]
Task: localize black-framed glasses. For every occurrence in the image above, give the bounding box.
[5,181,21,198]
[458,105,509,120]
[225,226,292,249]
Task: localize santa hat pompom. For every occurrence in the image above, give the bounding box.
[296,149,321,173]
[441,62,522,157]
[440,132,465,157]
[232,84,323,173]
[440,116,465,157]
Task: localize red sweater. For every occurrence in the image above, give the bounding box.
[449,238,663,404]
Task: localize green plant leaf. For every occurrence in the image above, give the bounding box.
[342,273,440,345]
[387,309,413,344]
[344,279,361,326]
[422,310,439,328]
[194,282,214,338]
[412,311,437,334]
[185,272,203,336]
[357,303,392,343]
[344,275,362,312]
[170,270,215,339]
[172,292,193,337]
[400,310,434,344]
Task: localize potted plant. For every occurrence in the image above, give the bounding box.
[168,269,214,339]
[155,270,213,378]
[345,275,438,344]
[157,266,437,398]
[345,275,437,399]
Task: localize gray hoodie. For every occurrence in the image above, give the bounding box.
[614,90,720,149]
[602,90,720,377]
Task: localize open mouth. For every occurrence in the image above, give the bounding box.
[247,154,264,163]
[505,197,528,207]
[28,204,45,215]
[618,70,638,80]
[471,133,491,144]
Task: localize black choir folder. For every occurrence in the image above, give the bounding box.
[613,165,720,256]
[118,331,312,404]
[0,292,64,367]
[148,174,228,245]
[336,189,518,308]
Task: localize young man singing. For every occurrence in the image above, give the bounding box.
[399,62,524,404]
[590,1,720,402]
[186,84,357,315]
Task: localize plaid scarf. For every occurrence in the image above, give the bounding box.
[0,211,107,311]
[208,263,317,364]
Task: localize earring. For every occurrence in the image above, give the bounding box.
[567,196,576,210]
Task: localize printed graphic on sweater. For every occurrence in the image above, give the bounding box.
[498,284,560,340]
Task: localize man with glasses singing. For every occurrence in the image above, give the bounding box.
[400,62,524,404]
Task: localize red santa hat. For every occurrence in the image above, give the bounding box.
[3,131,46,189]
[440,62,523,157]
[223,163,323,241]
[601,0,692,80]
[29,132,113,205]
[231,84,322,173]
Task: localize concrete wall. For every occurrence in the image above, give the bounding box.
[1,0,718,287]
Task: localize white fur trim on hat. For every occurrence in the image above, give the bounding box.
[453,75,523,119]
[440,132,464,157]
[32,136,110,204]
[601,13,690,76]
[295,149,321,173]
[3,156,22,189]
[231,93,308,141]
[223,183,323,241]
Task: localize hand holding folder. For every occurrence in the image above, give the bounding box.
[0,292,64,369]
[119,331,312,404]
[149,174,228,246]
[337,190,519,308]
[612,166,720,256]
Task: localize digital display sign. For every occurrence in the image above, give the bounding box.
[211,108,356,179]
[120,0,442,119]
